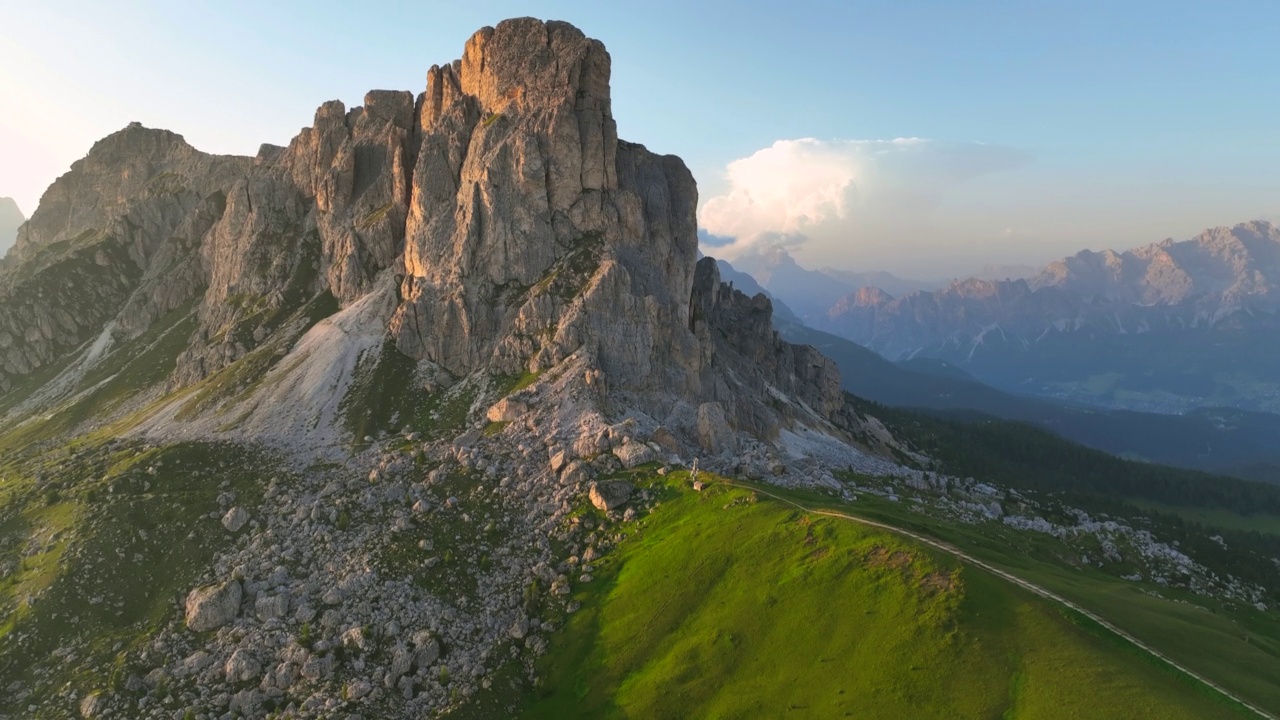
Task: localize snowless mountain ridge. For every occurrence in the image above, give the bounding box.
[0,17,896,470]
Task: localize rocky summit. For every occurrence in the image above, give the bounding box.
[0,18,855,450]
[0,18,906,720]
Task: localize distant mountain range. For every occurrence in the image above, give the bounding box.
[715,257,1280,483]
[0,198,23,256]
[763,221,1280,413]
[719,252,1038,324]
[727,248,946,322]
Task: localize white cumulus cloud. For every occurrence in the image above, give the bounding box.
[699,138,1029,264]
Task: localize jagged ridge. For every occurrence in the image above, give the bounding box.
[0,16,869,472]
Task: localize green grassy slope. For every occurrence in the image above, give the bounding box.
[0,441,275,712]
[519,474,1249,720]
[760,478,1280,716]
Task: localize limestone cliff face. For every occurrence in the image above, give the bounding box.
[175,90,418,383]
[690,257,843,437]
[0,17,849,446]
[391,19,700,402]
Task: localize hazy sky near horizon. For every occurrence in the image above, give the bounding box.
[3,0,1278,277]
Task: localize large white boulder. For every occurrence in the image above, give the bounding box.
[184,579,242,632]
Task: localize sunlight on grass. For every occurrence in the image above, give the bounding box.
[520,474,1247,719]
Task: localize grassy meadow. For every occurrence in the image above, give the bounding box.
[517,473,1252,719]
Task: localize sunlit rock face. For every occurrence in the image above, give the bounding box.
[0,16,850,445]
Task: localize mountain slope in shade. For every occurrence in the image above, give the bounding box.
[713,257,801,324]
[815,221,1280,413]
[0,197,24,256]
[779,320,1280,483]
[729,247,857,320]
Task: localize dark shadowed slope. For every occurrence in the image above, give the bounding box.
[781,321,1280,483]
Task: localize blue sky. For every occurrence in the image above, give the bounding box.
[3,0,1278,276]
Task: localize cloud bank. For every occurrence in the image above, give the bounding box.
[699,138,1029,265]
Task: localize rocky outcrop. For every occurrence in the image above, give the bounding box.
[0,86,418,393]
[382,19,841,445]
[0,16,852,454]
[184,579,242,632]
[0,127,249,392]
[175,90,417,384]
[8,125,247,271]
[390,18,699,403]
[697,401,736,455]
[690,257,843,437]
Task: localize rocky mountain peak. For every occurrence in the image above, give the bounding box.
[10,123,247,265]
[459,19,611,121]
[0,17,858,466]
[831,286,894,313]
[1028,220,1280,304]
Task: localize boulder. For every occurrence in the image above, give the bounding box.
[79,692,105,719]
[509,615,529,640]
[342,626,369,653]
[486,397,528,422]
[572,430,611,458]
[561,460,591,487]
[255,593,289,621]
[651,426,682,455]
[549,449,569,474]
[412,630,440,668]
[225,648,261,683]
[346,679,373,701]
[387,645,414,685]
[612,439,656,469]
[300,654,334,680]
[589,480,633,512]
[182,651,213,673]
[228,688,262,717]
[221,506,249,532]
[184,579,242,632]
